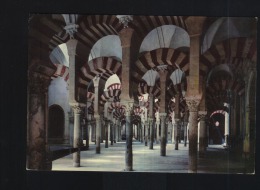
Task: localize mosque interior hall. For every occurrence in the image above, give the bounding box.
[27,15,257,173]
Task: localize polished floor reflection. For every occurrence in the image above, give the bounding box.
[52,141,251,174]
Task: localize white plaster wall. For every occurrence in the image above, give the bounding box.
[140,25,190,53]
[88,35,122,62]
[48,77,70,143]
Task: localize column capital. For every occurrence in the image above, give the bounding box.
[70,102,86,114]
[94,114,100,119]
[93,75,101,87]
[116,15,133,28]
[148,117,154,124]
[64,24,78,39]
[186,96,201,112]
[198,111,207,120]
[159,112,167,118]
[157,65,168,82]
[62,14,79,39]
[28,72,50,94]
[122,100,134,116]
[223,102,230,107]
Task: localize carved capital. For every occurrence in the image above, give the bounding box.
[159,112,167,119]
[116,15,133,28]
[198,111,207,120]
[186,97,201,112]
[148,117,154,124]
[64,24,78,39]
[122,100,134,116]
[62,14,79,39]
[70,102,85,114]
[72,105,83,114]
[28,72,50,94]
[94,114,100,119]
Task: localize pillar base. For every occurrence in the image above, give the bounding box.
[96,147,100,154]
[73,162,80,167]
[160,151,166,156]
[188,169,197,173]
[125,166,133,171]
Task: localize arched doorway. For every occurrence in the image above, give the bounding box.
[48,104,65,143]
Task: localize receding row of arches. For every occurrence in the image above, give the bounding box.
[27,15,256,173]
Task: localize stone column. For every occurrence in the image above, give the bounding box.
[93,76,101,153]
[148,95,155,150]
[101,117,105,143]
[137,124,140,141]
[183,107,189,147]
[156,120,160,144]
[64,112,70,144]
[95,115,101,153]
[172,120,175,144]
[88,119,92,145]
[243,106,250,157]
[149,118,154,149]
[110,121,114,145]
[185,19,204,172]
[174,120,180,150]
[174,93,181,150]
[124,102,134,171]
[198,111,207,157]
[158,67,167,154]
[117,120,121,142]
[118,16,135,101]
[105,119,109,148]
[140,123,143,143]
[224,103,230,147]
[27,72,51,170]
[69,112,74,146]
[144,121,148,146]
[66,39,78,104]
[186,98,200,173]
[70,104,84,167]
[115,119,119,142]
[160,113,167,156]
[84,118,89,149]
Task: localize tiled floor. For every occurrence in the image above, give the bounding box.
[52,140,252,174]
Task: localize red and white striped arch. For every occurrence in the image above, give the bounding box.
[129,16,187,40]
[200,37,256,76]
[100,83,122,105]
[133,48,189,84]
[52,64,69,82]
[79,57,122,89]
[210,110,226,118]
[138,80,161,98]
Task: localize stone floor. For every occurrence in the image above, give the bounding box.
[52,140,253,174]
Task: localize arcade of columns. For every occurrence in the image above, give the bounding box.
[27,15,257,172]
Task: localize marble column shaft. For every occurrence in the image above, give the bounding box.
[224,103,230,146]
[125,112,133,171]
[199,112,207,156]
[71,105,83,167]
[160,113,167,156]
[105,120,109,148]
[186,98,200,173]
[95,115,101,153]
[144,121,148,146]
